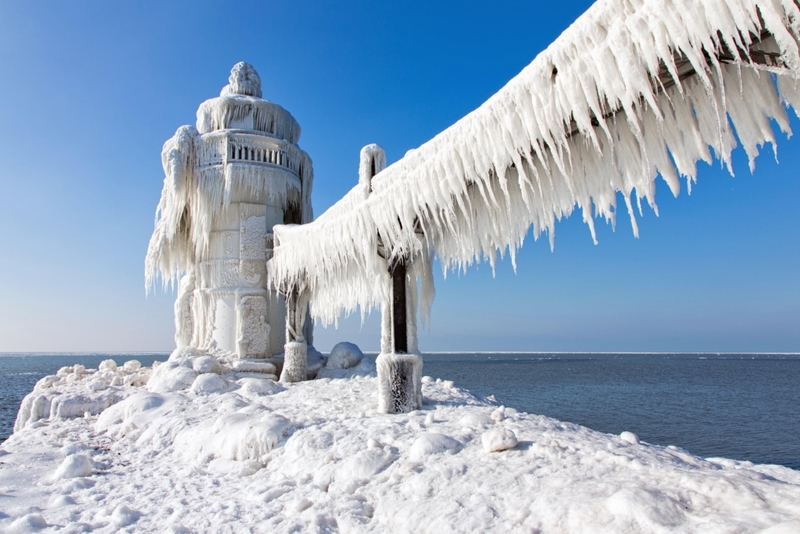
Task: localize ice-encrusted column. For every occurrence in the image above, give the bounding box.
[377,256,423,414]
[280,286,310,383]
[358,144,423,413]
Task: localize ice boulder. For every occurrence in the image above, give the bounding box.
[98,359,117,372]
[54,453,93,479]
[409,433,461,461]
[87,378,108,392]
[620,431,640,445]
[147,361,197,393]
[191,373,228,395]
[192,355,222,374]
[481,428,518,452]
[326,342,363,369]
[238,377,283,397]
[168,346,201,361]
[34,375,58,391]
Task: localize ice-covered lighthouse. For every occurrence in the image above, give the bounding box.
[146,62,314,359]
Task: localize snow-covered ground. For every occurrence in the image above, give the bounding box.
[2,351,800,533]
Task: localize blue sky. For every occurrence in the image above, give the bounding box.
[0,1,797,353]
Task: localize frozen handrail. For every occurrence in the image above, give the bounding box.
[270,0,800,327]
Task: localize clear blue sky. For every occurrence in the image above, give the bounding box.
[0,1,798,353]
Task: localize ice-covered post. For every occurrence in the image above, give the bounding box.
[358,144,423,414]
[280,285,310,383]
[377,256,423,413]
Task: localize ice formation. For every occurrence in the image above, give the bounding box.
[3,355,800,532]
[145,62,314,360]
[270,0,800,328]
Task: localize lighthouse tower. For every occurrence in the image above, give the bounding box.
[146,62,313,359]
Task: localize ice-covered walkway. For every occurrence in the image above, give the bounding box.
[2,356,800,533]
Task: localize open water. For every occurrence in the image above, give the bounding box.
[1,352,798,470]
[0,353,165,443]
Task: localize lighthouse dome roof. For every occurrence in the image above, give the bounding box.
[195,62,301,144]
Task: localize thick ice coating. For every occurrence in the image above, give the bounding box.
[270,0,800,325]
[145,63,314,358]
[3,354,800,532]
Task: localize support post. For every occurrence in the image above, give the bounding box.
[377,256,422,413]
[391,259,408,354]
[280,286,309,383]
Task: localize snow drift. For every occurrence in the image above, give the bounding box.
[3,354,800,532]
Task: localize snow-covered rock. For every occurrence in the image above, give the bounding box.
[238,377,283,397]
[190,373,228,395]
[98,359,117,372]
[620,431,640,445]
[481,428,518,452]
[95,392,165,437]
[147,361,197,393]
[192,355,222,374]
[409,432,462,461]
[325,342,363,369]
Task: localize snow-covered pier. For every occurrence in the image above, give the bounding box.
[4,356,800,532]
[270,0,800,412]
[3,0,800,531]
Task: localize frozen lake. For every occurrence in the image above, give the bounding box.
[2,352,799,470]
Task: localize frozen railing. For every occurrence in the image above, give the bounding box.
[196,131,303,177]
[270,0,800,411]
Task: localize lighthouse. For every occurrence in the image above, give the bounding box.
[146,62,314,359]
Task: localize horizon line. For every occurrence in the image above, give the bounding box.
[2,350,799,357]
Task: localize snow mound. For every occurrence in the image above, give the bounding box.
[606,487,686,529]
[175,411,294,465]
[409,432,462,461]
[482,428,518,452]
[238,377,283,397]
[190,373,228,395]
[458,411,493,429]
[147,361,197,393]
[95,391,165,435]
[111,504,139,527]
[620,431,640,445]
[53,454,93,479]
[192,356,221,374]
[7,513,48,533]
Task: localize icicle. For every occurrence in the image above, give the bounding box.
[269,0,800,325]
